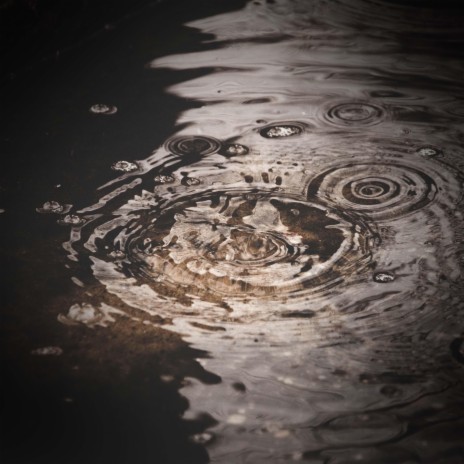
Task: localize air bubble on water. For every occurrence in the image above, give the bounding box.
[225,143,249,156]
[416,146,442,158]
[154,174,175,184]
[111,160,138,172]
[373,271,396,283]
[58,302,126,328]
[182,177,201,186]
[191,432,214,445]
[36,201,72,214]
[57,214,85,226]
[108,250,126,259]
[31,346,63,356]
[260,124,303,138]
[89,104,118,115]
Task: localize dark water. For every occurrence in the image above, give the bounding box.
[2,0,464,463]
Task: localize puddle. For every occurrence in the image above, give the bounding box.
[2,0,464,463]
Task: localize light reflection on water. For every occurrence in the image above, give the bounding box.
[54,0,464,462]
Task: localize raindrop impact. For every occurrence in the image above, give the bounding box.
[165,135,221,156]
[307,162,437,220]
[324,102,386,127]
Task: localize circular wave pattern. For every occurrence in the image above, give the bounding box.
[324,102,386,127]
[165,135,222,156]
[307,163,437,220]
[101,190,374,302]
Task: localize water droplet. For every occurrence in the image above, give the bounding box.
[31,346,63,356]
[181,177,201,186]
[191,432,214,445]
[57,214,85,226]
[111,161,138,172]
[154,174,175,184]
[36,201,72,214]
[224,143,249,156]
[373,271,396,283]
[259,122,304,138]
[416,145,443,158]
[89,104,117,115]
[108,250,125,259]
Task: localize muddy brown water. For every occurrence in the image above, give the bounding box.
[1,0,464,463]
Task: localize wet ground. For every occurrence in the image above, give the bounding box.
[1,0,464,463]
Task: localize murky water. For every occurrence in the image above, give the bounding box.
[4,0,464,463]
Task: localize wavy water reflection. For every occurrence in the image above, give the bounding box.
[54,0,464,462]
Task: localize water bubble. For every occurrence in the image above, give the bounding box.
[108,250,126,260]
[259,122,304,138]
[36,201,72,214]
[181,176,201,186]
[191,432,214,445]
[416,145,443,158]
[165,135,221,156]
[373,271,396,283]
[223,143,249,156]
[111,161,138,172]
[154,174,175,184]
[324,102,386,127]
[89,104,118,115]
[31,346,63,356]
[57,214,85,226]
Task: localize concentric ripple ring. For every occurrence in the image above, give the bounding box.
[88,189,375,306]
[307,163,437,221]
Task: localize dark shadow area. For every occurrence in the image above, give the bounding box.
[0,1,246,463]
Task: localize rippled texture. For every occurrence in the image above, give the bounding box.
[60,0,464,462]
